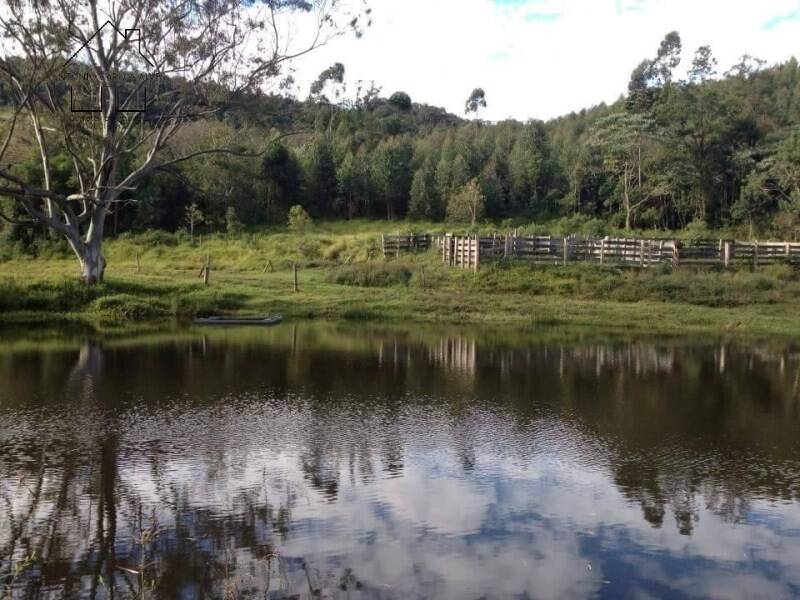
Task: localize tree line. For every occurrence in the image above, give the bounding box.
[3,31,800,251]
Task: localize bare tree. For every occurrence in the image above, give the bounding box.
[184,201,203,241]
[0,0,366,283]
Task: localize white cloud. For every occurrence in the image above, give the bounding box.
[287,0,800,121]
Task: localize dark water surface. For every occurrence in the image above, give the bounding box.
[1,323,800,599]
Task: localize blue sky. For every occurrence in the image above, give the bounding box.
[762,6,800,29]
[293,0,800,121]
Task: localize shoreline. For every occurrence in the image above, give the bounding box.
[1,288,798,340]
[2,242,800,339]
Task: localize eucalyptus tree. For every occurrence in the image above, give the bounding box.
[371,137,413,219]
[446,178,484,226]
[0,0,366,283]
[408,157,439,219]
[262,140,303,221]
[310,62,347,140]
[627,31,681,113]
[388,91,412,111]
[337,149,372,218]
[465,88,487,116]
[667,45,730,223]
[303,136,338,216]
[508,121,553,214]
[588,112,669,230]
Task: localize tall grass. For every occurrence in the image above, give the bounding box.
[1,224,799,335]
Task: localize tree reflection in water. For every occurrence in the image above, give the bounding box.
[1,324,800,598]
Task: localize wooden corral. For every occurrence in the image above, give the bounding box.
[382,232,800,271]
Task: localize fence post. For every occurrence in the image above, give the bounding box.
[672,241,680,268]
[293,262,298,292]
[639,239,645,267]
[396,230,401,259]
[563,237,568,266]
[600,238,605,265]
[474,235,480,272]
[723,241,731,268]
[753,240,759,269]
[449,234,453,265]
[381,234,386,258]
[446,234,452,264]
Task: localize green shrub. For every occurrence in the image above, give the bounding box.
[169,289,243,317]
[761,263,796,282]
[683,219,711,240]
[0,279,102,312]
[91,294,169,320]
[288,205,312,233]
[32,237,70,259]
[552,214,608,236]
[136,230,179,247]
[752,276,776,291]
[298,239,321,261]
[327,263,412,287]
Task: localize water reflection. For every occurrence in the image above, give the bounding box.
[1,324,800,598]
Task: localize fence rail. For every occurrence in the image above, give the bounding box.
[382,232,800,270]
[381,233,433,257]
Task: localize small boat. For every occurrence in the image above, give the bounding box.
[193,315,283,326]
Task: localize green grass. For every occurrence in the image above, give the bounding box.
[1,226,800,338]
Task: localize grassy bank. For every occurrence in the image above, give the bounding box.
[1,224,800,337]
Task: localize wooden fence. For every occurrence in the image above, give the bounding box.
[381,232,433,257]
[441,235,480,270]
[382,232,800,270]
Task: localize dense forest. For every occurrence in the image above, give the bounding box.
[2,31,800,246]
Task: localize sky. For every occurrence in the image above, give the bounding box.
[290,0,800,122]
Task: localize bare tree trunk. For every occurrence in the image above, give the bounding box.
[79,239,106,285]
[69,209,107,285]
[637,138,642,188]
[623,168,632,231]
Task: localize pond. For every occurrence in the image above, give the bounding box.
[1,323,800,599]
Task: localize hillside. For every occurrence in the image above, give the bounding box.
[1,33,800,251]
